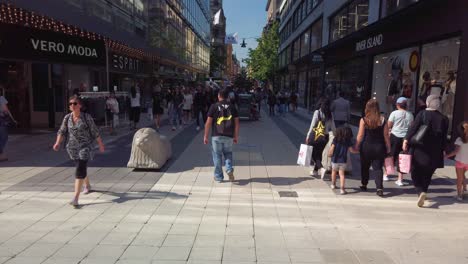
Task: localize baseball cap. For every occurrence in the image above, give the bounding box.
[396,97,407,104]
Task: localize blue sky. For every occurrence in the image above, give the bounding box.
[223,0,267,66]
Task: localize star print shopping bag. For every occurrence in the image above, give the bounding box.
[308,112,329,146]
[297,144,313,166]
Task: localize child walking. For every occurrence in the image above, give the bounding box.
[328,126,355,194]
[445,121,468,201]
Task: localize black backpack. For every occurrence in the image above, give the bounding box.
[308,111,329,146]
[214,102,234,137]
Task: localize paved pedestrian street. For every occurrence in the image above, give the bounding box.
[0,110,467,264]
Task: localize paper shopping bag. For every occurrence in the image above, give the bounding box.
[398,152,412,174]
[297,144,313,166]
[384,157,396,175]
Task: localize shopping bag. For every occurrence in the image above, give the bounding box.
[398,152,412,174]
[297,144,313,166]
[384,156,396,175]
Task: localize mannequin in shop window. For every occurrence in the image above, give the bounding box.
[418,71,431,110]
[442,71,456,129]
[386,58,403,115]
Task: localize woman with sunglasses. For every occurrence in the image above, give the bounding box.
[53,95,105,208]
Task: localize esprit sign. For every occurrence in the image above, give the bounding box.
[30,39,99,58]
[111,53,141,73]
[0,23,106,65]
[356,34,383,52]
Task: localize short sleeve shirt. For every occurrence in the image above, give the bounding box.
[331,138,352,163]
[183,94,193,110]
[455,137,468,164]
[207,100,239,137]
[388,110,414,138]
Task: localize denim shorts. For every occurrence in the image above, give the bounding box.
[331,162,347,171]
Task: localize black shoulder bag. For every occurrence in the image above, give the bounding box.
[410,111,429,146]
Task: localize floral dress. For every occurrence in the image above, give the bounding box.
[58,113,100,161]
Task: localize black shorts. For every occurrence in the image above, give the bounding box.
[390,134,404,165]
[183,109,190,113]
[75,159,88,179]
[153,107,163,115]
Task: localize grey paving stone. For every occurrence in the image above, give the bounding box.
[40,257,81,264]
[162,235,196,247]
[224,235,255,248]
[168,224,199,235]
[152,247,191,261]
[193,235,224,248]
[132,233,167,247]
[288,248,323,263]
[2,256,46,264]
[87,244,126,259]
[222,247,256,262]
[188,247,223,261]
[100,232,138,245]
[0,243,30,257]
[53,243,95,259]
[17,243,63,257]
[79,258,118,264]
[255,247,290,262]
[120,245,159,260]
[354,250,396,264]
[320,249,360,264]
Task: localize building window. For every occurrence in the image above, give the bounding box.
[300,30,310,57]
[330,0,369,42]
[310,18,322,52]
[381,0,420,18]
[293,39,300,61]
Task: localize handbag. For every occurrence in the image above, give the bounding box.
[384,156,396,175]
[409,111,429,146]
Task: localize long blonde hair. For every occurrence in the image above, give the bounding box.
[364,99,381,129]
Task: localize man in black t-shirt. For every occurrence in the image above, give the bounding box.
[204,88,240,182]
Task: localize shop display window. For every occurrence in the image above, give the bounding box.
[372,47,418,116]
[419,37,461,134]
[298,71,307,107]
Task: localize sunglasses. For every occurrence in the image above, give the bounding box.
[69,102,78,106]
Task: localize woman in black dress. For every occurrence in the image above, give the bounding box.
[355,99,391,197]
[403,94,449,207]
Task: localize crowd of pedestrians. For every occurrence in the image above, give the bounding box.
[302,90,467,207]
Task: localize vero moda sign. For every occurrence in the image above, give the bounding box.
[0,23,106,66]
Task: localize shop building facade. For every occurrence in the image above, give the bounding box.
[277,0,468,137]
[0,0,211,130]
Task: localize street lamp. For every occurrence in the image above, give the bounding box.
[239,36,260,48]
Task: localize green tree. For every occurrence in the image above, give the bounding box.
[245,21,279,82]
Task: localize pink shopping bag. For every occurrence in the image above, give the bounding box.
[398,152,412,174]
[384,157,396,175]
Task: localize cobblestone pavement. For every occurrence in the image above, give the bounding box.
[0,107,467,264]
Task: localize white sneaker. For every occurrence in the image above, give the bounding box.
[417,192,426,207]
[196,126,200,131]
[320,168,326,180]
[309,170,318,176]
[395,180,406,186]
[383,175,390,181]
[330,184,336,189]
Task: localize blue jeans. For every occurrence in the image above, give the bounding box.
[0,126,8,154]
[211,136,234,180]
[171,107,182,127]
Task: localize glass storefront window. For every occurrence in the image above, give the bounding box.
[372,47,418,116]
[341,57,367,117]
[330,0,369,42]
[419,37,461,134]
[381,0,420,18]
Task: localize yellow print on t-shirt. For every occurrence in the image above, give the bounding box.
[216,115,232,125]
